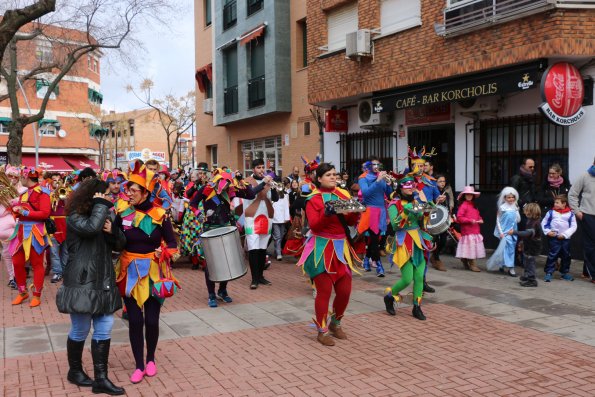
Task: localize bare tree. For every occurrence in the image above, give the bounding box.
[0,0,177,165]
[127,79,196,168]
[0,1,56,64]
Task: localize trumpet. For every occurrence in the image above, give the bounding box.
[58,187,69,200]
[268,181,286,193]
[383,174,397,186]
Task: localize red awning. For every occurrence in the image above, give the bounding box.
[195,64,213,93]
[63,155,100,170]
[22,154,73,172]
[239,24,266,45]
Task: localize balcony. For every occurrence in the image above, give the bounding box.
[224,85,238,115]
[223,1,237,31]
[248,75,265,109]
[437,0,555,37]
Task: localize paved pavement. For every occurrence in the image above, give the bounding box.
[2,253,595,396]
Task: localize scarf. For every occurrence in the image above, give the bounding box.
[519,166,534,182]
[548,175,564,188]
[554,206,572,214]
[588,165,595,177]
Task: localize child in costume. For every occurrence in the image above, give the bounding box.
[455,186,485,272]
[297,163,360,346]
[515,203,543,287]
[541,195,577,281]
[383,174,433,320]
[487,187,520,276]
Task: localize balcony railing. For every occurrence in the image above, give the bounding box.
[438,0,554,37]
[224,85,238,115]
[223,1,237,30]
[248,75,265,109]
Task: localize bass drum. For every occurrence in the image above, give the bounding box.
[426,205,451,236]
[200,226,247,282]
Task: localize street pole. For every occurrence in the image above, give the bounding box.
[115,127,118,169]
[191,122,195,168]
[16,77,40,167]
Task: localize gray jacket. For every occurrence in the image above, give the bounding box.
[56,198,125,315]
[569,172,595,216]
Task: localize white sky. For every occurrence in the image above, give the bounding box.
[100,1,196,112]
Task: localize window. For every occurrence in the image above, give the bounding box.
[205,0,212,26]
[223,0,237,30]
[247,0,263,16]
[129,120,135,137]
[241,136,282,176]
[475,114,569,191]
[448,0,475,7]
[35,40,53,63]
[326,2,358,51]
[88,88,103,105]
[248,38,265,108]
[224,45,238,115]
[0,118,9,135]
[380,0,421,36]
[304,121,310,136]
[39,123,57,137]
[36,80,58,100]
[296,19,308,68]
[210,145,218,168]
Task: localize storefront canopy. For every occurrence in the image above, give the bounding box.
[64,155,100,170]
[22,154,72,172]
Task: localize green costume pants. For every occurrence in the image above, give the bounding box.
[391,261,426,305]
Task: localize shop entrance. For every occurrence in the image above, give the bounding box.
[408,124,455,186]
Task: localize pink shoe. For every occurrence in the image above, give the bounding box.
[145,361,157,377]
[130,369,145,384]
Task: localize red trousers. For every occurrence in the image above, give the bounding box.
[13,249,45,296]
[313,271,352,332]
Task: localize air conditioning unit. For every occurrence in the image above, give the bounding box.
[203,98,213,114]
[346,29,372,58]
[358,99,390,128]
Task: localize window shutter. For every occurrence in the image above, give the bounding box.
[327,2,358,51]
[380,0,421,36]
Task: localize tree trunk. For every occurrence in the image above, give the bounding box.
[7,120,25,166]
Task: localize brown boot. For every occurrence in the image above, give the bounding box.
[317,332,335,346]
[461,259,470,270]
[468,259,481,272]
[329,322,347,340]
[432,257,447,272]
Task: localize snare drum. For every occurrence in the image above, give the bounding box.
[426,205,451,236]
[200,226,247,282]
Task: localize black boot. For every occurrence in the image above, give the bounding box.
[412,305,426,321]
[384,294,396,316]
[257,250,271,285]
[66,338,93,387]
[423,282,435,293]
[91,339,125,395]
[249,251,259,289]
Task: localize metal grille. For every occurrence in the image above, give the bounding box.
[224,85,238,115]
[248,75,265,108]
[339,130,394,179]
[474,114,568,192]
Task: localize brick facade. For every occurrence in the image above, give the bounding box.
[307,0,595,104]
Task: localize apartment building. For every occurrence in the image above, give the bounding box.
[194,0,319,176]
[0,23,104,170]
[101,108,192,170]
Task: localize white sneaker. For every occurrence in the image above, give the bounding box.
[276,255,282,261]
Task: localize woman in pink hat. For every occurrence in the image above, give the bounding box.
[455,186,485,271]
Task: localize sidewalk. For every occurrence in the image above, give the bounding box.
[2,254,595,396]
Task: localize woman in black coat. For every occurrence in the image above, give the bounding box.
[56,179,126,395]
[537,163,571,213]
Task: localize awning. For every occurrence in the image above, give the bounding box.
[22,154,73,172]
[64,155,100,170]
[239,23,266,45]
[195,64,213,93]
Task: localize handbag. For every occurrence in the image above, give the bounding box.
[151,260,180,299]
[45,218,57,235]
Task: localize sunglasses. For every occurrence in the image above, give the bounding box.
[8,175,19,179]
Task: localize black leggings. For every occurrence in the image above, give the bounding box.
[248,249,266,282]
[366,231,381,261]
[204,265,228,295]
[124,296,161,371]
[432,232,447,260]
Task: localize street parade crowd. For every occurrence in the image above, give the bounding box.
[0,148,594,395]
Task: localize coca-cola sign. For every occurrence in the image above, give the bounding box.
[539,62,585,126]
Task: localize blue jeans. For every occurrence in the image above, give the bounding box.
[50,236,68,275]
[544,237,571,274]
[69,313,114,342]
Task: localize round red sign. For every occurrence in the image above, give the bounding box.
[541,62,584,117]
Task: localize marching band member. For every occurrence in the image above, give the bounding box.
[9,167,52,307]
[102,170,128,205]
[113,160,179,384]
[243,159,278,289]
[180,168,206,271]
[297,163,360,346]
[189,168,262,306]
[383,174,433,320]
[358,157,392,276]
[49,173,70,283]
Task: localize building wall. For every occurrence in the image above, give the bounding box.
[307,0,595,104]
[195,0,319,176]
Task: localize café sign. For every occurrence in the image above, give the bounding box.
[372,60,545,113]
[539,62,585,126]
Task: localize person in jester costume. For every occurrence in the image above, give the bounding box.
[383,173,434,321]
[180,163,209,270]
[113,160,179,384]
[297,163,361,346]
[189,167,264,307]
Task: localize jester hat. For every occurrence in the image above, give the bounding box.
[210,168,235,195]
[408,146,437,166]
[5,165,20,176]
[22,166,40,179]
[101,169,120,184]
[126,160,157,192]
[395,172,415,189]
[302,155,321,174]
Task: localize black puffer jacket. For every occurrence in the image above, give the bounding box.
[56,198,125,315]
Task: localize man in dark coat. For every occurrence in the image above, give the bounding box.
[510,158,537,209]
